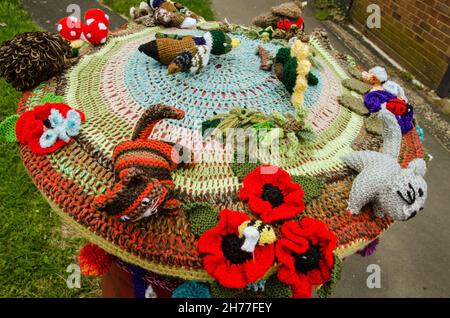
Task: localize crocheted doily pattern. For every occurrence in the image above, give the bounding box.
[17,26,424,280]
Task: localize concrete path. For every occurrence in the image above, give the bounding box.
[212,0,450,298]
[22,0,127,32]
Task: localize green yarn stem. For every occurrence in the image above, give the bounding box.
[291,175,325,203]
[183,202,219,237]
[317,254,342,298]
[0,114,19,143]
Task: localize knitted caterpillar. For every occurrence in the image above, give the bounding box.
[93,104,189,222]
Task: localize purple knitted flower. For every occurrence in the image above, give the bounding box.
[364,90,396,113]
[357,238,380,257]
[364,90,414,134]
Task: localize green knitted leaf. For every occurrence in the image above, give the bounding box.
[365,114,382,135]
[282,57,298,94]
[338,94,369,116]
[263,275,292,298]
[292,175,325,203]
[347,66,363,80]
[296,127,316,141]
[317,254,342,298]
[230,162,260,182]
[0,114,19,143]
[201,118,221,136]
[275,47,291,65]
[342,78,371,95]
[40,93,65,104]
[184,202,219,237]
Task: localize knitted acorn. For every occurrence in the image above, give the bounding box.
[138,30,240,74]
[93,104,192,222]
[0,32,71,90]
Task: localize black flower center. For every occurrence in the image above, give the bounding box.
[293,242,321,274]
[221,234,253,265]
[261,183,284,207]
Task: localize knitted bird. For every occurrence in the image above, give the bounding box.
[0,32,71,90]
[138,30,240,74]
[149,0,198,29]
[93,104,192,222]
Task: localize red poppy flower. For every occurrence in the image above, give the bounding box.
[16,102,85,154]
[239,165,305,223]
[276,218,337,298]
[197,209,275,288]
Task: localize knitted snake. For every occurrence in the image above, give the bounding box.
[93,104,190,222]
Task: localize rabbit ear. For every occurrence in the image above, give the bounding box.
[407,158,427,177]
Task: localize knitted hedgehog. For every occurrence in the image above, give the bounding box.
[0,32,71,90]
[138,30,240,74]
[343,108,428,221]
[93,104,190,222]
[149,0,198,29]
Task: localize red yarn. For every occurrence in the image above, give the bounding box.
[276,218,337,298]
[15,103,85,155]
[197,209,275,288]
[78,243,112,277]
[239,165,305,223]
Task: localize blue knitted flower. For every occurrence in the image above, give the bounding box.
[172,281,211,298]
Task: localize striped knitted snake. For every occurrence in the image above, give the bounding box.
[93,104,189,222]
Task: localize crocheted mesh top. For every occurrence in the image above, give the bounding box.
[17,25,424,281]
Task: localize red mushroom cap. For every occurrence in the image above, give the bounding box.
[81,19,109,46]
[84,8,110,27]
[57,16,82,41]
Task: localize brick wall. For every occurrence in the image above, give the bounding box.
[349,0,450,91]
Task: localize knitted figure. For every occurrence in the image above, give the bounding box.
[15,102,85,154]
[362,66,408,102]
[149,0,197,29]
[343,108,427,221]
[93,104,191,222]
[138,30,240,74]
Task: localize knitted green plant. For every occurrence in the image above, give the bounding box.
[40,93,65,104]
[0,115,19,143]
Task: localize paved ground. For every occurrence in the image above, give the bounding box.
[22,0,126,32]
[21,0,450,297]
[212,0,450,298]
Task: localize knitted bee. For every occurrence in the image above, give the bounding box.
[138,30,240,74]
[93,104,191,222]
[238,220,276,253]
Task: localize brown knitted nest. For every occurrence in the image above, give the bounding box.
[0,32,71,91]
